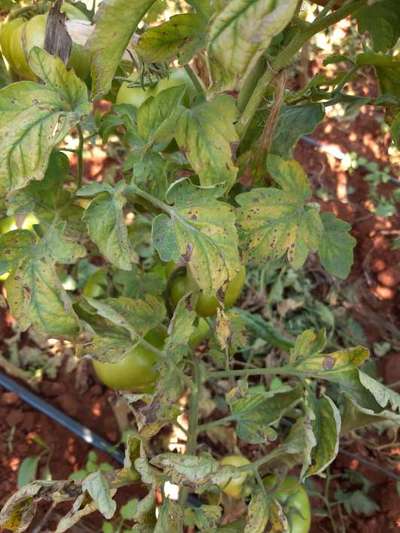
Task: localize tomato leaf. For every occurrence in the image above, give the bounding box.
[318,212,356,279]
[208,0,298,91]
[244,489,270,533]
[87,0,157,98]
[0,48,89,194]
[154,499,184,533]
[17,456,41,488]
[5,255,80,337]
[355,0,400,52]
[164,295,196,363]
[136,13,206,64]
[228,387,303,444]
[151,180,240,294]
[304,394,341,477]
[0,230,35,275]
[236,156,323,268]
[80,183,137,271]
[82,471,116,520]
[86,295,166,341]
[293,344,369,375]
[184,505,222,530]
[270,104,325,158]
[137,85,186,147]
[175,95,239,189]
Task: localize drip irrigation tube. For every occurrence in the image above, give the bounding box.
[0,371,125,465]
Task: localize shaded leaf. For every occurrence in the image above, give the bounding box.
[270,104,325,158]
[136,13,206,64]
[318,212,356,279]
[82,471,116,520]
[17,457,41,488]
[154,499,183,533]
[355,0,400,52]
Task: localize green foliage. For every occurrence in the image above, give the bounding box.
[0,0,399,531]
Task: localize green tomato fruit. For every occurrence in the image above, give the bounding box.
[0,18,24,71]
[263,476,311,533]
[92,328,165,392]
[116,76,156,107]
[219,455,250,499]
[169,266,246,317]
[7,13,90,80]
[189,318,210,348]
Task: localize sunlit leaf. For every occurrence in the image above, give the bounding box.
[152,180,240,293]
[236,156,323,268]
[175,95,238,189]
[208,0,298,91]
[0,48,89,194]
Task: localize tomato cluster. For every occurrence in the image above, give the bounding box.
[0,4,90,80]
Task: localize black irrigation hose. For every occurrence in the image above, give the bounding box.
[0,371,125,465]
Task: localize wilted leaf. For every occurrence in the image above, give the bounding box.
[87,0,157,97]
[151,453,220,487]
[164,295,196,363]
[244,489,270,533]
[175,95,239,189]
[0,48,89,194]
[236,156,323,268]
[229,387,303,444]
[82,471,116,520]
[305,395,341,477]
[154,499,184,533]
[152,180,240,294]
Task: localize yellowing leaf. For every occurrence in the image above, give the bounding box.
[208,0,298,91]
[175,95,238,190]
[0,48,89,194]
[236,156,323,268]
[152,181,240,294]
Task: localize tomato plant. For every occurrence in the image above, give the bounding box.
[0,0,400,531]
[263,476,311,533]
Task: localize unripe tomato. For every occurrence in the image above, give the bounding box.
[219,455,250,499]
[116,76,156,107]
[6,11,90,81]
[116,68,195,109]
[92,328,165,392]
[0,18,24,71]
[189,318,210,348]
[169,266,246,318]
[263,476,311,533]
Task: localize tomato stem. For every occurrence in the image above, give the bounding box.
[76,123,84,189]
[184,64,206,97]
